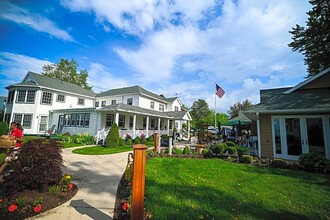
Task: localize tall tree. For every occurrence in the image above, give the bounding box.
[288,0,330,77]
[228,99,252,118]
[189,99,212,129]
[42,58,93,91]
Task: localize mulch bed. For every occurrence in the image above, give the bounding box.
[0,184,78,220]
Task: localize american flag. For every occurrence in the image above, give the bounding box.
[215,84,225,98]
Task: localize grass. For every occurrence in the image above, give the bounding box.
[145,158,330,220]
[72,145,134,155]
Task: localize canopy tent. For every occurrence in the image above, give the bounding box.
[224,111,252,126]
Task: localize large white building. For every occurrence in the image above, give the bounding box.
[4,72,192,140]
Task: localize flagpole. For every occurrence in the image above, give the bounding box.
[214,82,216,128]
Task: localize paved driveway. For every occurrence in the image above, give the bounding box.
[31,147,129,220]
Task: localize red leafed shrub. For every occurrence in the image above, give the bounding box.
[1,139,63,195]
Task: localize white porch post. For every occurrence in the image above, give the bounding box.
[146,116,149,137]
[256,112,261,158]
[133,114,137,138]
[115,112,119,125]
[158,118,161,134]
[188,120,191,139]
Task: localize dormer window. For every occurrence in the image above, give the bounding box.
[175,106,179,111]
[127,98,133,105]
[101,101,106,106]
[159,104,164,111]
[95,101,99,107]
[78,98,85,105]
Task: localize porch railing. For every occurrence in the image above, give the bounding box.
[95,128,172,145]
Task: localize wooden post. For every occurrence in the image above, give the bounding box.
[154,133,158,153]
[131,144,148,220]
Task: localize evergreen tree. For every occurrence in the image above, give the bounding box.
[105,123,119,148]
[228,99,252,118]
[288,0,330,77]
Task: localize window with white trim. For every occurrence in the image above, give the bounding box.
[76,114,85,126]
[16,90,35,103]
[78,98,85,105]
[143,117,147,128]
[159,104,164,111]
[175,106,179,111]
[7,91,15,103]
[38,116,48,132]
[95,101,99,107]
[129,116,134,128]
[17,91,26,102]
[150,101,154,109]
[106,114,114,127]
[13,113,33,129]
[84,114,90,127]
[71,114,76,126]
[41,92,53,105]
[151,118,155,128]
[101,101,106,106]
[56,94,65,102]
[127,98,133,105]
[119,115,125,128]
[111,100,116,105]
[64,114,71,126]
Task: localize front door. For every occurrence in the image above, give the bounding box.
[272,115,330,160]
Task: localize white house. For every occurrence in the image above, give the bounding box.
[4,72,192,141]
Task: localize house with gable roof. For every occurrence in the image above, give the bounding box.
[244,67,330,160]
[4,72,192,141]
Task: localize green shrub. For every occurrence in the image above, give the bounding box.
[183,146,191,155]
[225,141,236,147]
[63,132,71,136]
[0,121,9,135]
[219,143,228,153]
[173,148,183,155]
[105,123,119,148]
[239,155,253,164]
[2,139,63,195]
[202,149,210,158]
[126,139,133,145]
[118,138,124,146]
[147,135,154,142]
[209,144,221,154]
[228,146,237,155]
[134,136,141,144]
[236,145,250,158]
[299,152,329,173]
[141,137,147,144]
[271,159,289,169]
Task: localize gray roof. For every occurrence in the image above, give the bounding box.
[245,87,330,113]
[166,111,189,119]
[97,85,167,102]
[6,72,97,97]
[50,107,96,113]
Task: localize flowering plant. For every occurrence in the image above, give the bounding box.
[68,183,74,190]
[8,204,18,212]
[33,204,42,213]
[122,202,130,212]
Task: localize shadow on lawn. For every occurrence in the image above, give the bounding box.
[145,178,310,220]
[243,164,330,188]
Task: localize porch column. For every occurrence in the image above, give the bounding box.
[115,112,119,125]
[158,118,161,134]
[133,114,137,139]
[256,112,261,158]
[188,120,191,139]
[146,116,149,137]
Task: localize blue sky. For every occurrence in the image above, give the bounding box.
[0,0,311,113]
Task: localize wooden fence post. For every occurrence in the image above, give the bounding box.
[131,144,148,220]
[154,133,158,153]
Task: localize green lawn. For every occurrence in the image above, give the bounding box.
[145,158,330,220]
[72,145,133,155]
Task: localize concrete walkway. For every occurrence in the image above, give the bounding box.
[30,146,129,220]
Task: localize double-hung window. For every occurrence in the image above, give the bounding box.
[159,104,164,111]
[41,92,53,105]
[150,101,154,109]
[56,94,65,102]
[127,98,133,105]
[13,113,33,129]
[78,98,85,106]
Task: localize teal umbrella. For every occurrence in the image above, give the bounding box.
[224,112,252,126]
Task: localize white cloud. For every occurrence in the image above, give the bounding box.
[0,2,75,42]
[87,62,128,93]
